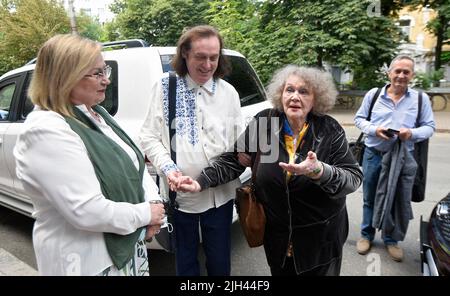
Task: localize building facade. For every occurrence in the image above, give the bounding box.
[60,0,115,24]
[397,6,450,83]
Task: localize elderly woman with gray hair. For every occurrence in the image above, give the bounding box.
[177,65,362,276]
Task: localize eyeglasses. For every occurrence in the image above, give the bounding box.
[84,65,112,80]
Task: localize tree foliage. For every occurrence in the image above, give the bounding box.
[409,0,450,70]
[76,12,104,41]
[239,0,401,86]
[0,0,104,76]
[109,0,209,46]
[0,0,70,75]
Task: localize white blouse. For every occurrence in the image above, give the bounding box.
[13,105,161,275]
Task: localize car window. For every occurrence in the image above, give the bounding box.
[223,56,265,107]
[159,54,266,107]
[0,83,16,121]
[100,60,118,115]
[20,73,34,119]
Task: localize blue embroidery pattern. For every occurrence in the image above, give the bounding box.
[161,163,178,175]
[162,76,199,145]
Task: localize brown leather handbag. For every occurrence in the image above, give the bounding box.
[235,150,266,248]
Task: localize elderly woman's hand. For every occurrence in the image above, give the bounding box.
[238,153,252,167]
[279,151,323,179]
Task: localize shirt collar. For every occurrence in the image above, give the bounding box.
[382,84,411,98]
[75,104,100,122]
[185,74,216,95]
[282,115,295,136]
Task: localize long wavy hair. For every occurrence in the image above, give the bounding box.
[171,25,230,78]
[267,65,337,115]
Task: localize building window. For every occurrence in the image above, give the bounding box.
[80,8,91,16]
[398,15,414,42]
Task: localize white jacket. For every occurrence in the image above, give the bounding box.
[14,105,160,275]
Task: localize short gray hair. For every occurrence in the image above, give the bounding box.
[267,65,337,115]
[388,55,415,72]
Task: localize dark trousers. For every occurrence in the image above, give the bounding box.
[173,199,233,276]
[270,256,342,276]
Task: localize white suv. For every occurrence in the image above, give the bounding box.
[0,40,271,245]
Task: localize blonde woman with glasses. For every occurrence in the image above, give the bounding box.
[13,34,166,276]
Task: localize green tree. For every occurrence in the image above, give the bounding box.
[110,0,209,45]
[76,12,104,41]
[0,0,107,76]
[248,0,401,86]
[0,0,70,75]
[409,0,450,70]
[207,0,260,52]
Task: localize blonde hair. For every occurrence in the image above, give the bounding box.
[28,34,102,117]
[267,65,337,115]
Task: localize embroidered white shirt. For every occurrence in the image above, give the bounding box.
[140,74,244,213]
[13,105,160,275]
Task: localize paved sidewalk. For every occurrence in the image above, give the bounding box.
[0,248,37,276]
[329,109,450,133]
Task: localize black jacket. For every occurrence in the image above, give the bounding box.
[198,108,362,274]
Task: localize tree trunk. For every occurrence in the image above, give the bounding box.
[434,14,446,71]
[317,51,323,68]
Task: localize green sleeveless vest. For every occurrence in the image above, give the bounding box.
[65,105,146,270]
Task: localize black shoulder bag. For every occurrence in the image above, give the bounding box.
[349,88,382,165]
[412,92,428,203]
[154,71,178,252]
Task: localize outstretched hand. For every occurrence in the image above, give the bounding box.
[279,151,323,179]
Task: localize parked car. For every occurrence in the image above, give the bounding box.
[420,192,450,276]
[0,39,271,249]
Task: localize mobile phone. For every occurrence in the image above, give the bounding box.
[382,129,399,138]
[387,128,399,135]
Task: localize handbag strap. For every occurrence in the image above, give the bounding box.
[366,87,381,122]
[251,149,261,185]
[357,87,382,142]
[415,91,423,127]
[168,71,178,208]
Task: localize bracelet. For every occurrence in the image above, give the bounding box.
[311,162,322,175]
[306,161,322,178]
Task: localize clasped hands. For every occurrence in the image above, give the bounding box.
[167,171,201,193]
[164,151,323,200]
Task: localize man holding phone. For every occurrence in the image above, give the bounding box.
[354,55,435,262]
